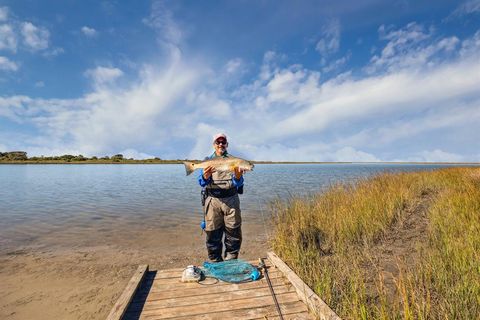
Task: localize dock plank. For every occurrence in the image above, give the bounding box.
[267,252,340,320]
[107,264,148,320]
[125,301,309,320]
[130,291,302,318]
[133,280,292,302]
[116,256,335,320]
[130,284,294,310]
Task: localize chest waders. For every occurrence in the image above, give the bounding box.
[203,161,243,262]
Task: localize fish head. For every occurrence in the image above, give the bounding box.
[237,159,254,171]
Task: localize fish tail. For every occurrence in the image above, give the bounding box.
[184,161,195,176]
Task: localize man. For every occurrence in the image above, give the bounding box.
[198,133,244,262]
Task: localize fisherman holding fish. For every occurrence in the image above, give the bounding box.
[184,133,254,262]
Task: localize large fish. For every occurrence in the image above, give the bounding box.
[183,156,254,176]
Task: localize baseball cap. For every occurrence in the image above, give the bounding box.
[213,133,227,143]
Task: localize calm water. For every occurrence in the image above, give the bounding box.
[0,163,475,249]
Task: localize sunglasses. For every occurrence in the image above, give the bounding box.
[215,140,227,145]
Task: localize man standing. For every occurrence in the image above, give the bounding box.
[198,133,244,262]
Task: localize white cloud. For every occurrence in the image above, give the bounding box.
[367,23,459,73]
[265,66,320,107]
[316,19,341,62]
[0,24,17,52]
[322,52,351,73]
[143,1,182,48]
[0,95,31,121]
[43,47,64,57]
[333,147,379,162]
[268,57,480,139]
[0,56,203,156]
[226,24,480,161]
[332,99,480,151]
[409,149,465,163]
[0,56,18,71]
[119,148,155,160]
[449,0,480,18]
[84,66,123,86]
[21,22,49,51]
[186,91,231,119]
[1,18,480,162]
[233,142,378,162]
[0,7,8,22]
[225,58,243,74]
[460,30,480,57]
[81,26,98,37]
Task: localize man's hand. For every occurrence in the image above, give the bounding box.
[234,167,244,180]
[203,166,216,180]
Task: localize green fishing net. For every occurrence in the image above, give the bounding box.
[202,259,261,283]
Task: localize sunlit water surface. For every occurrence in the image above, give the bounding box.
[0,163,475,249]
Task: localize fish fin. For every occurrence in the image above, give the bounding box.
[183,161,195,176]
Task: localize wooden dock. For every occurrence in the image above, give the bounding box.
[107,252,340,320]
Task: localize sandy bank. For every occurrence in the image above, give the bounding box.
[0,221,269,320]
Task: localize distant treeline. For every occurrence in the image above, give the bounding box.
[0,151,184,163]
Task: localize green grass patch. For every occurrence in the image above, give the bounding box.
[271,167,480,319]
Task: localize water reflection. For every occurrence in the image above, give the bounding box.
[0,163,476,248]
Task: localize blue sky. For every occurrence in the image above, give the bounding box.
[1,0,479,161]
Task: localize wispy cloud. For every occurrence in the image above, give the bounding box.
[406,149,466,163]
[267,55,479,140]
[1,56,203,156]
[1,8,60,57]
[316,19,341,64]
[225,58,243,74]
[81,26,98,37]
[2,6,480,162]
[84,66,123,87]
[0,24,17,52]
[142,0,182,48]
[367,22,459,73]
[0,6,8,22]
[21,22,49,51]
[448,0,480,19]
[119,148,155,160]
[0,56,18,71]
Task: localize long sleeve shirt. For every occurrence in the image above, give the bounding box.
[198,152,244,189]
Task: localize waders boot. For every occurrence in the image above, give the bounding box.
[224,226,242,260]
[206,228,223,262]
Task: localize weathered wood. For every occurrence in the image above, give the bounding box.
[106,264,149,320]
[267,252,341,320]
[264,311,312,320]
[124,300,309,320]
[134,279,291,301]
[137,291,301,318]
[130,284,294,309]
[113,255,332,319]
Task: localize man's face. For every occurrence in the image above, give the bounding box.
[214,138,228,154]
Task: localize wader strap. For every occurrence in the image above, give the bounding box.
[206,188,238,198]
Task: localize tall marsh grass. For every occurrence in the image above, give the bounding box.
[271,167,480,319]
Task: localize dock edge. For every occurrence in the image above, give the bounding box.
[106,264,149,320]
[267,252,341,320]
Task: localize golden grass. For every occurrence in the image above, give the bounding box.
[271,167,480,319]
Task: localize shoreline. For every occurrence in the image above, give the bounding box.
[0,221,269,320]
[1,161,479,165]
